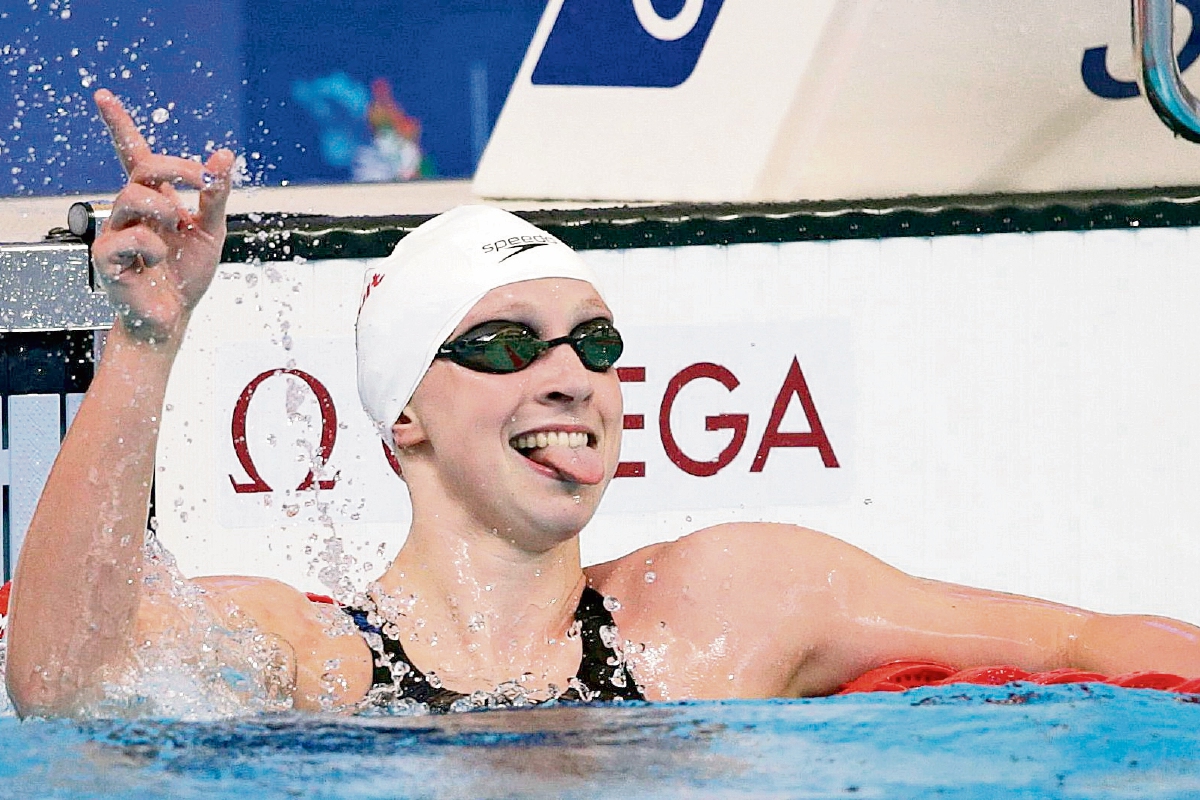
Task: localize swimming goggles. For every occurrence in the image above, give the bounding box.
[435,318,624,374]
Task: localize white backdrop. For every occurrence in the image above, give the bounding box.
[159,226,1200,621]
[476,0,1200,202]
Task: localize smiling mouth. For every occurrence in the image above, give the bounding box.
[510,430,593,453]
[508,430,605,485]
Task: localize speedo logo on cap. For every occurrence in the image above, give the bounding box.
[482,234,557,262]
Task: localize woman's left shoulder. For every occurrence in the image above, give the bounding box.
[587,523,857,693]
[628,521,845,566]
[586,522,844,612]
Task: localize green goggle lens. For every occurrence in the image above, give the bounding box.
[436,318,623,374]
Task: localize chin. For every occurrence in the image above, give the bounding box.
[520,491,603,546]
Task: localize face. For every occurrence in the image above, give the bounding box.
[395,278,624,550]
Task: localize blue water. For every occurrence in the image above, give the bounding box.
[1,683,1198,799]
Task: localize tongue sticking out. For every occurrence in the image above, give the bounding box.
[524,444,606,485]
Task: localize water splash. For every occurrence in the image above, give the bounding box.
[0,2,265,196]
[313,531,357,600]
[0,639,10,717]
[10,532,301,721]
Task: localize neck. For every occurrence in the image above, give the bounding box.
[374,514,586,666]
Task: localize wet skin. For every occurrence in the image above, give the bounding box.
[396,279,624,555]
[9,92,1200,717]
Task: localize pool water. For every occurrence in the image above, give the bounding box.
[1,682,1198,799]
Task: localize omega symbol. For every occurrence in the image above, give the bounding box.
[228,368,339,494]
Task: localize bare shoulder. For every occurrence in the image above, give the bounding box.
[187,576,375,711]
[585,523,868,697]
[587,522,861,605]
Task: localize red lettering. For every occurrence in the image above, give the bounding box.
[614,462,645,478]
[750,357,838,472]
[660,363,749,477]
[382,439,403,478]
[617,366,645,382]
[616,366,647,478]
[229,369,340,494]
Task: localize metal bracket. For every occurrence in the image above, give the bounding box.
[0,243,113,333]
[1134,0,1200,141]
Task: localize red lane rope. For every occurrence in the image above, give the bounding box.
[834,659,1200,695]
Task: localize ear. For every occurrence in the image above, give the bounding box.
[390,407,427,451]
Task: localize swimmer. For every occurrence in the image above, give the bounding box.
[9,91,1200,716]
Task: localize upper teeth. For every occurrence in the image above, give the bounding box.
[513,431,589,450]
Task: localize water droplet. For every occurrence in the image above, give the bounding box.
[644,571,657,584]
[389,660,411,682]
[603,595,621,612]
[150,107,169,124]
[598,625,619,649]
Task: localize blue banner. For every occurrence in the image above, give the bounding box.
[532,0,725,88]
[0,0,541,196]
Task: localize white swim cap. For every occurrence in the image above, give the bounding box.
[356,205,603,435]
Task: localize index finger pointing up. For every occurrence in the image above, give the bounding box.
[95,89,150,176]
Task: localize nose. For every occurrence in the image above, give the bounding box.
[531,339,594,406]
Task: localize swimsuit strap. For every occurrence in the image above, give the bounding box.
[572,586,645,702]
[345,586,645,711]
[343,607,467,710]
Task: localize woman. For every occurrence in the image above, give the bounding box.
[8,91,1200,717]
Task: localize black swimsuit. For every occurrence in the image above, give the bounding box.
[345,587,645,711]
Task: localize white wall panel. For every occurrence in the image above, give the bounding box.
[6,394,62,576]
[158,227,1200,621]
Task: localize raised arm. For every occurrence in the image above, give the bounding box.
[5,90,234,716]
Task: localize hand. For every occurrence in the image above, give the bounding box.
[90,89,235,346]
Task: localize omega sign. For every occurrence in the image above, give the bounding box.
[219,323,852,519]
